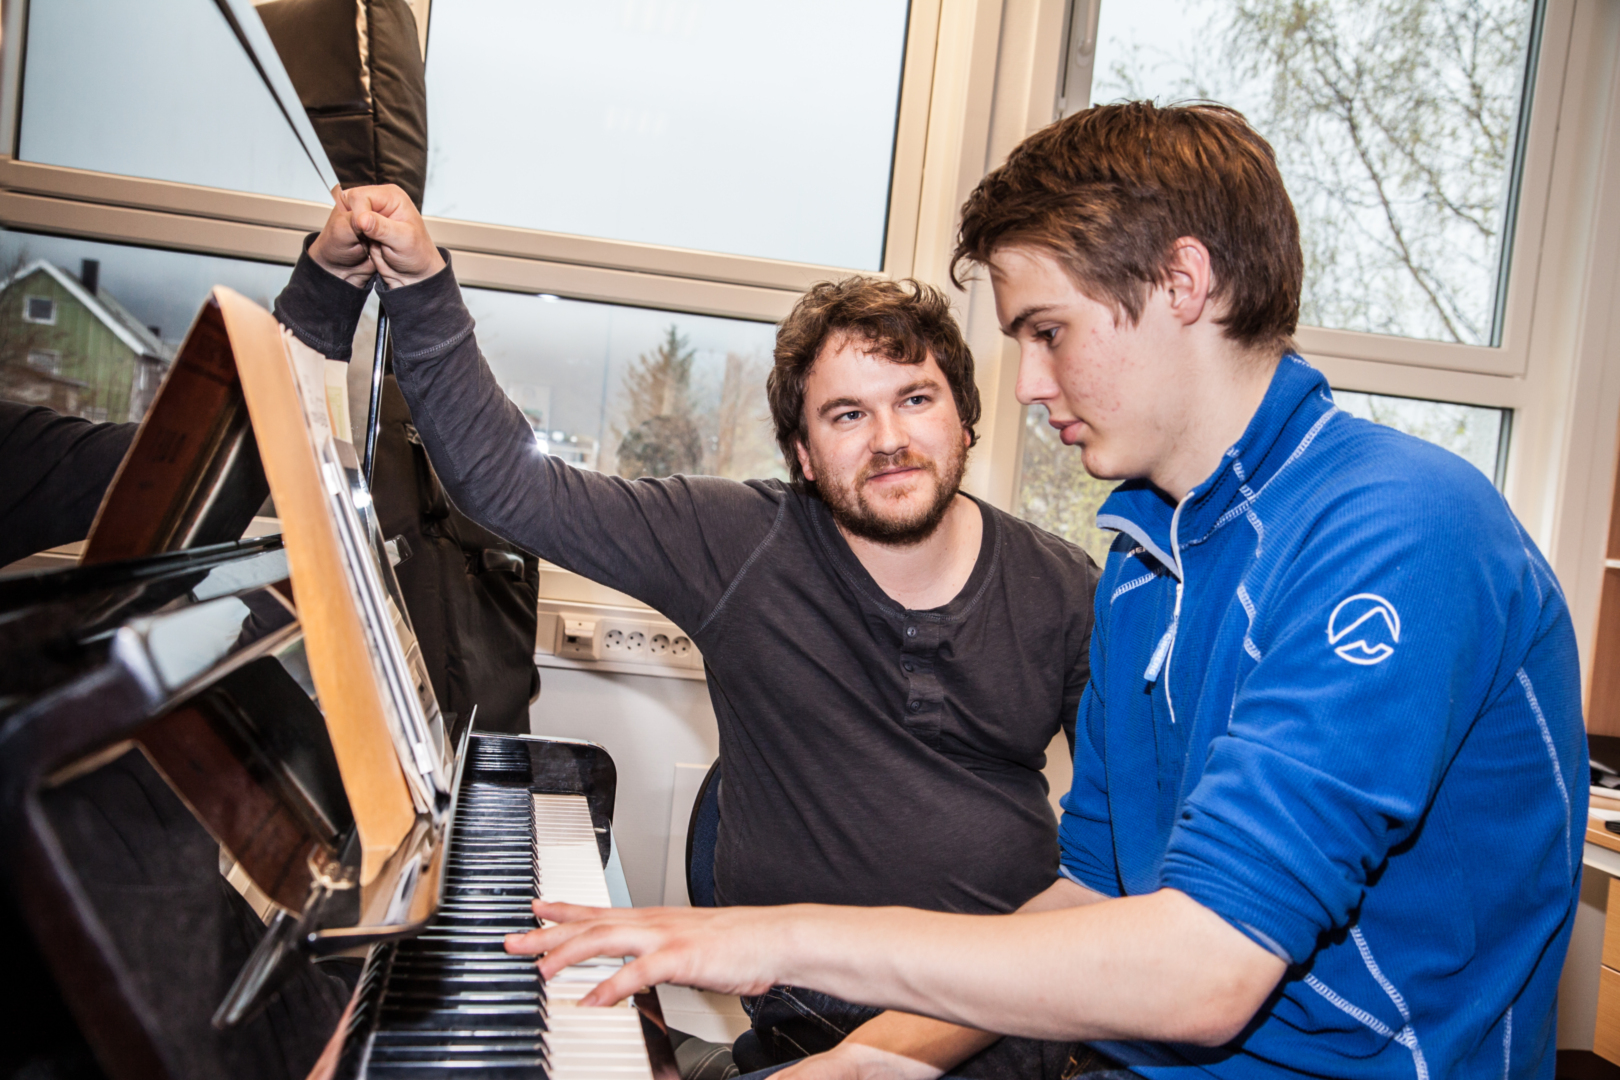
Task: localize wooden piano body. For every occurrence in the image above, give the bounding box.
[0,287,675,1079]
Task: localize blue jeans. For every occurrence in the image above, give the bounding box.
[735,985,881,1068]
[734,985,1115,1080]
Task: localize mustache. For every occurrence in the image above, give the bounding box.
[858,450,934,484]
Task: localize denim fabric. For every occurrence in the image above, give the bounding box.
[736,985,881,1066]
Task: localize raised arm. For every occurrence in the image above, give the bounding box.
[276,188,778,629]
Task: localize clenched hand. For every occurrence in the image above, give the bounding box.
[309,184,446,291]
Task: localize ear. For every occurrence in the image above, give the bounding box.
[1163,237,1213,327]
[795,438,816,482]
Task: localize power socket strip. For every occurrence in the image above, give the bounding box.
[541,601,703,678]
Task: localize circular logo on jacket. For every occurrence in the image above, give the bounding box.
[1326,593,1400,666]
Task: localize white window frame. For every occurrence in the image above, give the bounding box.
[25,346,58,371]
[22,293,53,323]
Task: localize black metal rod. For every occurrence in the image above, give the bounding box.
[364,311,389,488]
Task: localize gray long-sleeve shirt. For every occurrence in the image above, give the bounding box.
[275,249,1099,914]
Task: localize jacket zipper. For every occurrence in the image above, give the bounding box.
[1163,491,1193,725]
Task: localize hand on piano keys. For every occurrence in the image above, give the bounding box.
[504,900,825,1007]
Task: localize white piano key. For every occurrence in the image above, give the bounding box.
[533,793,654,1080]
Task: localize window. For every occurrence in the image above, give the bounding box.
[1012,0,1577,554]
[0,0,959,490]
[1015,387,1512,561]
[1085,0,1542,347]
[17,0,328,202]
[26,348,61,374]
[423,1,912,268]
[24,296,55,324]
[0,229,295,424]
[1015,411,1115,564]
[9,0,1606,610]
[1332,392,1509,484]
[466,289,784,480]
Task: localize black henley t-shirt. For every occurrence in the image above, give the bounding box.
[275,246,1099,915]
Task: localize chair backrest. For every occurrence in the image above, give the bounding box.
[684,759,722,908]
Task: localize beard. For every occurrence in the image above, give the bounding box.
[813,440,968,547]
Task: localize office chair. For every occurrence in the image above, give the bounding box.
[684,759,722,908]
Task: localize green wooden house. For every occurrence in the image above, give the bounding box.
[0,258,173,422]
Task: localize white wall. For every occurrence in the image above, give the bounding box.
[527,667,718,908]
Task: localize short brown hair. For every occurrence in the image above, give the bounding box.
[953,101,1302,351]
[768,277,980,484]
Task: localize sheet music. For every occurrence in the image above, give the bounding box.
[283,329,451,810]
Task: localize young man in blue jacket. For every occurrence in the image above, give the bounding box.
[509,102,1589,1079]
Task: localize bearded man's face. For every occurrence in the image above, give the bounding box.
[795,337,970,547]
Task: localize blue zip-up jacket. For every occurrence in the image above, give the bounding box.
[1060,356,1585,1079]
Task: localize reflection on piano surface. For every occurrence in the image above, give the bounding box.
[0,284,675,1079]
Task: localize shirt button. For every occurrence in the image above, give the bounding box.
[905,626,917,638]
[902,660,914,672]
[908,699,923,713]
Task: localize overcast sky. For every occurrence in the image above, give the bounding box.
[20,0,909,271]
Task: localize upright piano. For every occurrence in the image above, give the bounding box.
[0,285,677,1080]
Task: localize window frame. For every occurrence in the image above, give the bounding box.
[0,0,952,324]
[1015,0,1602,461]
[1057,0,1565,380]
[25,346,59,371]
[22,292,53,323]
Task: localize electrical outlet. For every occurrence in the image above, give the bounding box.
[601,620,650,659]
[558,617,600,660]
[534,585,706,679]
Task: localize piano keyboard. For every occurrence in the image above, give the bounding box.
[338,762,656,1079]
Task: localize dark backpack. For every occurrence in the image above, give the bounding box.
[371,373,540,737]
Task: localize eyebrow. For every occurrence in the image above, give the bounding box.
[893,378,940,399]
[1005,304,1058,335]
[817,396,864,418]
[815,379,943,419]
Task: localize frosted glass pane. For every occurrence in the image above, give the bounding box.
[423,1,910,269]
[1089,0,1538,345]
[464,289,785,481]
[1332,391,1508,483]
[1014,409,1116,565]
[1014,389,1508,559]
[19,0,327,201]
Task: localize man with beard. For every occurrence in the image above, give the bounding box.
[274,189,1099,1079]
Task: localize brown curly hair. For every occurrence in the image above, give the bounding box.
[953,101,1302,352]
[767,276,980,485]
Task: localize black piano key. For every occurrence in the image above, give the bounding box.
[340,763,610,1079]
[370,1040,549,1059]
[371,1070,546,1076]
[367,1067,549,1078]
